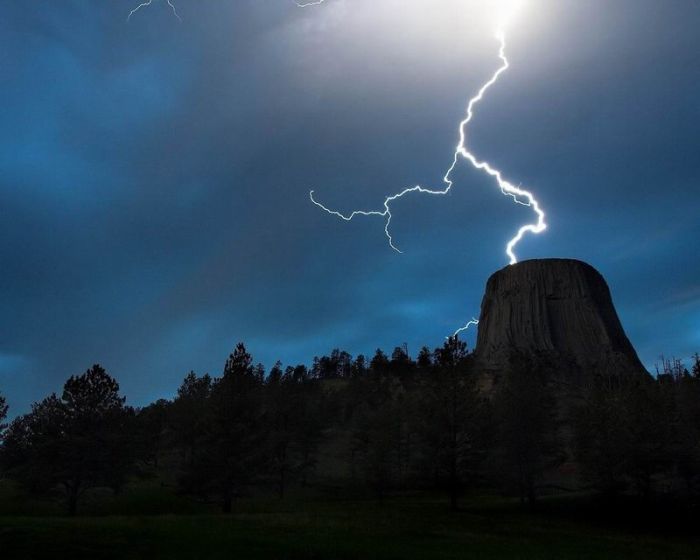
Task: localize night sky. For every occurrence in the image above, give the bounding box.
[1,0,698,415]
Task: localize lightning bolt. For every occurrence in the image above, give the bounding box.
[310,28,546,338]
[128,0,182,22]
[310,30,546,265]
[452,317,480,338]
[294,0,328,6]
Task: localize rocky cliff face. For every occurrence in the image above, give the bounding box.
[474,259,647,378]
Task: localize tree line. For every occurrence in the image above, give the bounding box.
[1,341,699,515]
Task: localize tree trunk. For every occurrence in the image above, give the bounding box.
[526,471,537,509]
[67,487,79,516]
[449,418,459,511]
[301,460,308,488]
[222,490,233,514]
[450,486,458,512]
[350,448,356,482]
[449,458,459,511]
[279,468,286,499]
[527,485,536,509]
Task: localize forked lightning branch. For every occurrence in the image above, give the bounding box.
[310,30,546,267]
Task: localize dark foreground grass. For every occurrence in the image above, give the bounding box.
[1,495,699,560]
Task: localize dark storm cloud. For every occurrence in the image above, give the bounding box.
[1,0,698,413]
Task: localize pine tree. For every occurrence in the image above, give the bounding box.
[1,365,133,514]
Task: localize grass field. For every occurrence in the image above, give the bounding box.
[1,489,699,560]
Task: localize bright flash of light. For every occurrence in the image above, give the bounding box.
[128,0,181,22]
[310,30,546,265]
[309,1,545,337]
[493,0,527,32]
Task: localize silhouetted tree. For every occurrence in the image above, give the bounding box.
[267,363,297,498]
[171,371,212,475]
[136,399,171,469]
[290,366,324,488]
[573,378,632,497]
[312,349,353,379]
[4,340,697,519]
[1,396,65,496]
[1,365,134,514]
[417,346,433,369]
[352,400,397,499]
[351,354,367,378]
[63,365,136,504]
[633,364,697,497]
[656,356,688,382]
[349,346,422,498]
[672,371,700,495]
[417,337,486,510]
[692,353,700,379]
[370,349,390,373]
[266,364,323,497]
[625,379,675,498]
[390,345,414,377]
[574,375,674,499]
[194,343,267,512]
[491,353,564,507]
[0,391,7,434]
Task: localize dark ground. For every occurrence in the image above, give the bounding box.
[1,482,699,560]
